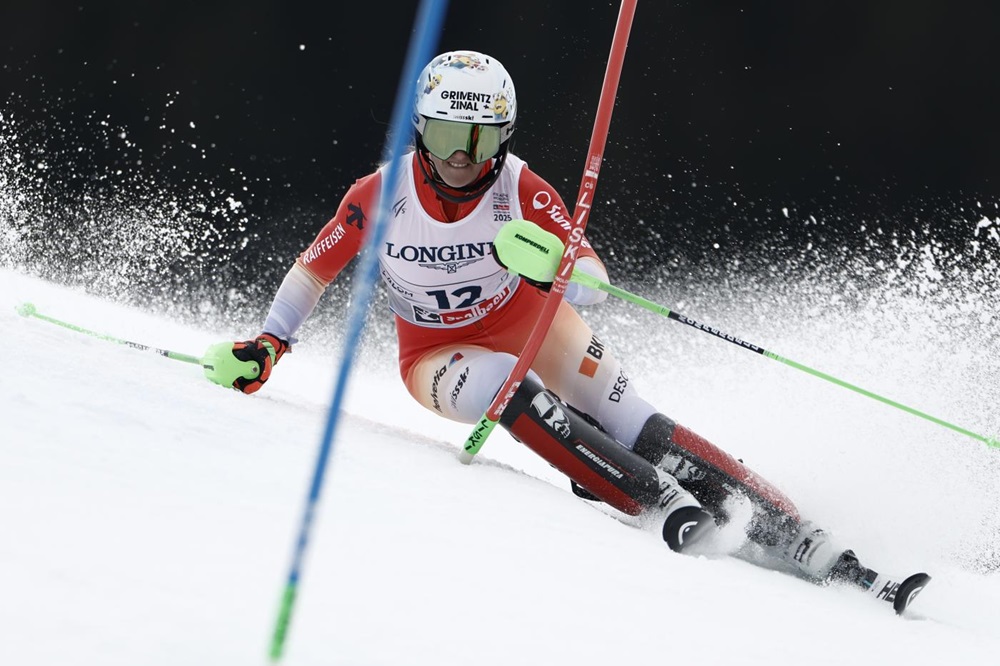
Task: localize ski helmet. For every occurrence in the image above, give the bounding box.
[412,50,517,202]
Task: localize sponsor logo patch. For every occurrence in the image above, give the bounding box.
[302,222,346,265]
[392,197,407,217]
[492,192,511,222]
[575,443,624,479]
[346,203,366,230]
[531,191,552,210]
[530,392,571,438]
[449,366,470,410]
[431,363,448,412]
[578,335,605,378]
[385,241,491,274]
[608,369,629,403]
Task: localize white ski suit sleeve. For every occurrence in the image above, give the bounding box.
[261,263,327,344]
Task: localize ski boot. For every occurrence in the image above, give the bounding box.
[784,521,842,579]
[656,468,715,553]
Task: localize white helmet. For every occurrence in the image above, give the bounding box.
[412,51,517,201]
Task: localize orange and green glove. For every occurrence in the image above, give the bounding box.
[203,333,289,394]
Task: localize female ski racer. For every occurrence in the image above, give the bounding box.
[222,50,919,606]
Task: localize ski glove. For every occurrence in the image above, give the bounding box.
[231,333,289,394]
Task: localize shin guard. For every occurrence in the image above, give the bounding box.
[633,413,802,544]
[498,378,662,516]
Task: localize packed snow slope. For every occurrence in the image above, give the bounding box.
[3,262,1000,666]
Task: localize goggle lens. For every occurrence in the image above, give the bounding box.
[422,118,502,163]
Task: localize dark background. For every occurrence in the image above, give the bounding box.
[3,1,999,291]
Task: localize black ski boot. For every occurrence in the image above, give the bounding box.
[828,549,878,588]
[657,468,714,553]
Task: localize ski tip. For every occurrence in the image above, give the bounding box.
[893,572,931,615]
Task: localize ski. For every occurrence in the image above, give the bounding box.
[860,570,932,615]
[828,549,930,614]
[559,412,933,615]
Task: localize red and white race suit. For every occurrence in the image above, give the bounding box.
[262,150,658,447]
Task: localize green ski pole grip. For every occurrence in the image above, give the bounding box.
[493,218,565,283]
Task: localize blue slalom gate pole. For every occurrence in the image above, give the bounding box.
[268,1,449,661]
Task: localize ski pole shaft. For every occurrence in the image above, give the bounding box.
[459,0,639,463]
[571,271,1000,450]
[15,302,207,366]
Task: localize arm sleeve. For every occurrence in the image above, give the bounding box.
[261,263,327,344]
[260,171,380,343]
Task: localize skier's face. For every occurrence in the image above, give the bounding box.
[428,150,483,188]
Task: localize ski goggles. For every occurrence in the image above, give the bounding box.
[421,118,504,163]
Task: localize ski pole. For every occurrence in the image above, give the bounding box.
[492,219,1000,451]
[15,301,268,387]
[15,301,206,366]
[458,0,639,464]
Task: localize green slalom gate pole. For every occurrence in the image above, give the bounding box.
[15,301,267,387]
[491,218,1000,452]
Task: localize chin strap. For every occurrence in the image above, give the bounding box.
[415,144,509,204]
